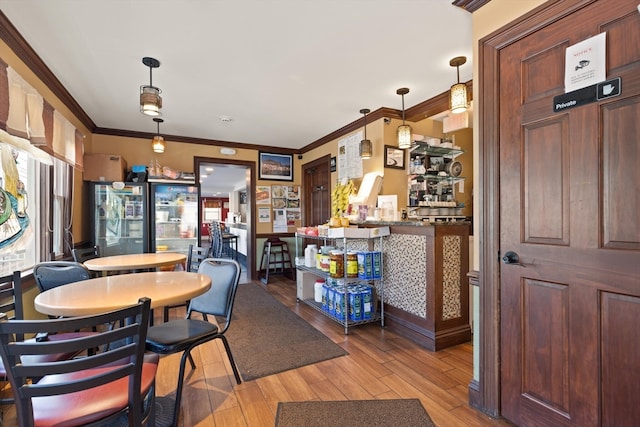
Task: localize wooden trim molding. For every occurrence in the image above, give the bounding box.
[452,0,492,13]
[478,0,595,418]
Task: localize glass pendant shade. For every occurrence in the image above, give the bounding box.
[359,139,372,159]
[151,117,165,153]
[152,135,165,153]
[359,108,372,159]
[396,88,412,149]
[140,57,162,116]
[140,86,162,116]
[450,83,468,114]
[397,124,412,149]
[449,56,468,114]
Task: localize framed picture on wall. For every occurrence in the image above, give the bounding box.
[384,145,405,169]
[259,152,294,181]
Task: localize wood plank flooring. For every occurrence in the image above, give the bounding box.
[1,274,514,426]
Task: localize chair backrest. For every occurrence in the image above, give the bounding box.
[33,261,92,292]
[186,244,211,273]
[72,245,101,263]
[0,271,24,340]
[190,258,241,333]
[0,298,152,427]
[208,222,224,258]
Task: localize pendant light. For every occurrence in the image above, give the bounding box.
[449,56,468,114]
[359,108,372,159]
[140,57,162,116]
[152,118,165,153]
[396,88,411,149]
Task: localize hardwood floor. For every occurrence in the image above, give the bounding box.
[0,274,514,426]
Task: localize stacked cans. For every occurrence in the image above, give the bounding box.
[321,279,374,321]
[356,251,382,280]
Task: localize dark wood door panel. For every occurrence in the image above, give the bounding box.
[521,279,570,416]
[601,292,640,427]
[522,116,570,245]
[601,97,640,250]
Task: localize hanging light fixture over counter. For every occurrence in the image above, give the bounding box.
[152,118,165,153]
[140,57,162,116]
[359,108,372,159]
[449,56,468,114]
[396,88,412,149]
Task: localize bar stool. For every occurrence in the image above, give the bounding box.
[259,237,293,284]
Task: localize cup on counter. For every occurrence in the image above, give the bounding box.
[358,205,368,221]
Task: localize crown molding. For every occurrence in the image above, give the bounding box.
[452,0,492,13]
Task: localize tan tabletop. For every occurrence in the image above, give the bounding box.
[34,271,211,317]
[83,252,187,272]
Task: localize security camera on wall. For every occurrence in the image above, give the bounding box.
[383,117,391,124]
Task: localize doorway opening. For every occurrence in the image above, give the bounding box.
[195,156,256,282]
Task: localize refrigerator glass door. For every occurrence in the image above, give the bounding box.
[93,183,147,256]
[152,184,198,255]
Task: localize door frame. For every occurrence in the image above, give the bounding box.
[477,0,595,417]
[194,156,256,281]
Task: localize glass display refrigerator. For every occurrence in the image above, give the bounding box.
[90,182,149,256]
[149,180,199,256]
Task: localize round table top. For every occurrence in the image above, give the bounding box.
[34,271,211,317]
[83,252,187,272]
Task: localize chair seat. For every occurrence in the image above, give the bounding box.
[32,355,159,427]
[146,319,219,354]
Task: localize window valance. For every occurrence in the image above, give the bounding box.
[0,57,83,170]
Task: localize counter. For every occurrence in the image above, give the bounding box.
[360,221,471,351]
[226,223,247,256]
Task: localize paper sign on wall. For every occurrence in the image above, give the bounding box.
[564,32,606,93]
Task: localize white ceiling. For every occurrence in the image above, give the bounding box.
[1,1,473,194]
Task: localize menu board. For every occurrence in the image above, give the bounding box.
[338,131,363,180]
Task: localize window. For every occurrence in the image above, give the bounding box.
[0,144,39,275]
[0,144,73,276]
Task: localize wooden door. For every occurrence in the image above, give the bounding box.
[302,155,331,227]
[498,1,640,425]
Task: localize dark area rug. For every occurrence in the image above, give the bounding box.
[275,399,436,427]
[225,282,348,381]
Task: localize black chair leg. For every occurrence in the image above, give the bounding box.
[220,335,242,384]
[173,349,192,427]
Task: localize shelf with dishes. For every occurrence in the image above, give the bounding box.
[407,140,465,216]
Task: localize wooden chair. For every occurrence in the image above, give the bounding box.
[146,258,242,426]
[162,244,210,322]
[0,297,158,426]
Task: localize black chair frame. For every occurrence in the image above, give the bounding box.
[0,297,156,426]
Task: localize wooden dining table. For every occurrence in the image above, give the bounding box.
[34,271,211,317]
[83,252,187,274]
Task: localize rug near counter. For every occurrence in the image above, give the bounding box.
[275,399,436,427]
[225,282,348,381]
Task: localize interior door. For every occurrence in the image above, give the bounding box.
[498,1,640,425]
[302,155,331,226]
